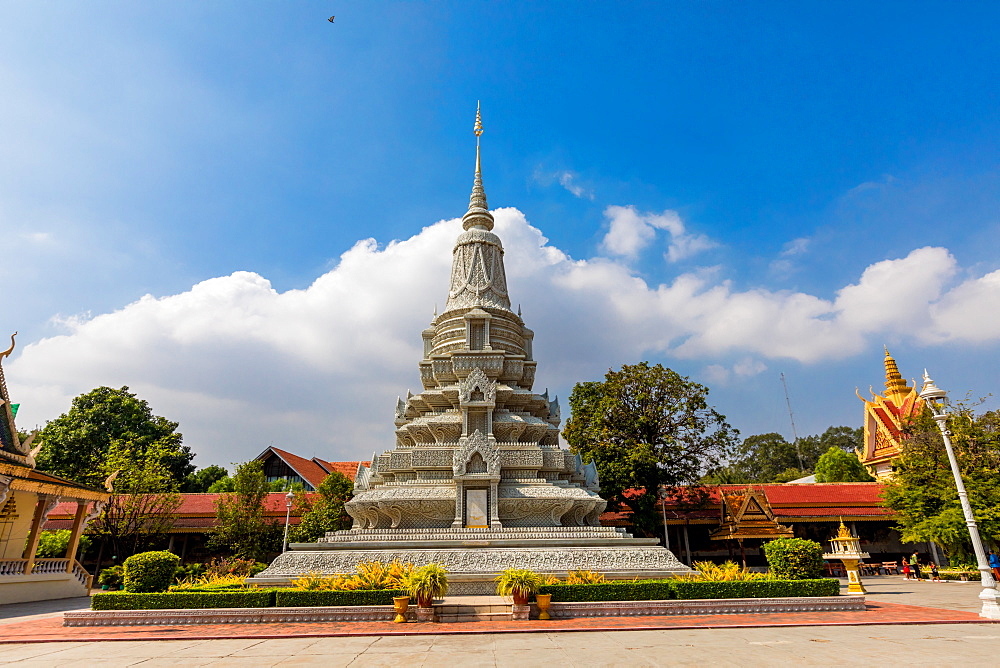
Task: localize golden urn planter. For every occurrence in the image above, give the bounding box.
[535,593,552,620]
[392,596,410,623]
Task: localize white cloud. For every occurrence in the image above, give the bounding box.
[6,210,1000,465]
[781,237,810,256]
[557,172,594,200]
[600,205,716,261]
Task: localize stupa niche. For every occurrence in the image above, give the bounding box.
[253,107,689,592]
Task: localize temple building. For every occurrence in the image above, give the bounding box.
[253,107,689,592]
[856,349,923,479]
[0,334,110,604]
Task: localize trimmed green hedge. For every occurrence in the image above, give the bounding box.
[92,590,277,610]
[123,551,180,593]
[539,581,675,602]
[939,570,982,581]
[763,538,825,580]
[275,589,409,607]
[670,579,840,599]
[539,578,840,602]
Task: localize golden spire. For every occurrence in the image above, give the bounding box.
[883,347,910,399]
[463,101,494,231]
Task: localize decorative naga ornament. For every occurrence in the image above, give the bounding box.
[253,107,690,592]
[856,348,923,479]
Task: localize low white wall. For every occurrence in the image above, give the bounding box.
[0,572,89,605]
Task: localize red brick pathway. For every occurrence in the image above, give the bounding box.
[0,601,994,644]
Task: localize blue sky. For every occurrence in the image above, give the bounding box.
[3,2,999,468]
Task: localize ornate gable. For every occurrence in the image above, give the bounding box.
[453,430,500,478]
[857,349,923,479]
[460,367,496,405]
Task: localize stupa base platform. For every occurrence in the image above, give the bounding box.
[251,527,692,594]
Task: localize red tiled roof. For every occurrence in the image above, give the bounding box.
[267,447,330,488]
[47,492,317,521]
[773,506,893,518]
[327,460,369,480]
[264,448,368,486]
[660,483,886,507]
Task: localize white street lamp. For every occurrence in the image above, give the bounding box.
[659,487,671,552]
[919,370,1000,620]
[282,490,295,553]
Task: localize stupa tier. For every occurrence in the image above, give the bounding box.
[254,107,689,592]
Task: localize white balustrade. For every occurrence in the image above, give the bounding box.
[0,559,27,576]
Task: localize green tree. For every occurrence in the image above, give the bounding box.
[33,530,92,558]
[814,446,875,482]
[721,426,864,483]
[182,465,230,493]
[207,476,235,493]
[563,362,739,537]
[882,406,1000,563]
[289,472,354,543]
[35,386,194,488]
[208,460,281,560]
[89,440,182,560]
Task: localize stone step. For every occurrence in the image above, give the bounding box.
[437,611,512,623]
[436,604,511,614]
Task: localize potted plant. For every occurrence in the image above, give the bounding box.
[407,563,449,609]
[495,568,542,606]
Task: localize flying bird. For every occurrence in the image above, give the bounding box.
[328,16,335,23]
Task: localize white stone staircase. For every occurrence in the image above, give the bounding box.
[433,595,514,622]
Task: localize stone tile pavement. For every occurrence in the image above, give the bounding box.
[0,577,997,665]
[1,625,999,666]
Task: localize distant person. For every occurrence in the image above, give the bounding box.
[989,550,1000,581]
[902,559,911,580]
[910,552,922,581]
[929,562,941,582]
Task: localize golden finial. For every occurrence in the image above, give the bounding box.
[474,100,483,137]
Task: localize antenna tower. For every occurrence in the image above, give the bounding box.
[780,372,804,470]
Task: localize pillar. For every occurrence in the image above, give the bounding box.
[64,502,88,571]
[21,497,47,574]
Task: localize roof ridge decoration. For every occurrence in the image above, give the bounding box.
[0,331,37,466]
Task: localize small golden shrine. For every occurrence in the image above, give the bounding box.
[823,520,870,594]
[856,348,923,479]
[709,487,794,565]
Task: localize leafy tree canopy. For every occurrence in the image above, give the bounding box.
[290,471,354,543]
[882,406,1000,563]
[711,426,863,483]
[89,440,182,560]
[182,465,230,493]
[35,386,193,488]
[814,446,875,482]
[563,362,739,537]
[208,460,281,561]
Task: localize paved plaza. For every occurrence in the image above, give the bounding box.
[1,578,997,666]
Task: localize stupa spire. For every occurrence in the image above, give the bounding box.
[462,101,494,232]
[883,347,910,399]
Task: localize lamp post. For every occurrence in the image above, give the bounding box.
[282,490,294,553]
[659,488,671,552]
[918,370,1000,620]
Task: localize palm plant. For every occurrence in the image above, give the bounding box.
[495,568,542,604]
[406,563,449,607]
